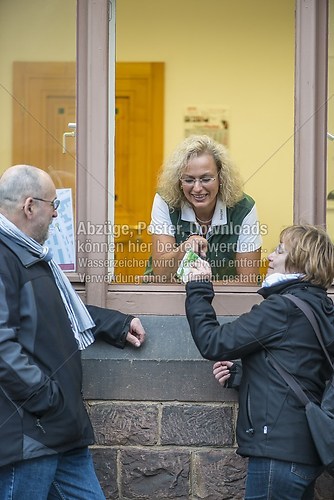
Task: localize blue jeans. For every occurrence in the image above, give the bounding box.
[0,447,105,499]
[245,457,323,500]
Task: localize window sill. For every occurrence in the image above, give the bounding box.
[106,282,262,315]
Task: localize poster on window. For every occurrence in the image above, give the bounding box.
[184,106,229,147]
[45,188,75,272]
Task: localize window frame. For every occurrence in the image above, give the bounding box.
[294,0,328,224]
[76,0,329,313]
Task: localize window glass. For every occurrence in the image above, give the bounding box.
[114,0,295,284]
[0,0,76,227]
[0,1,296,285]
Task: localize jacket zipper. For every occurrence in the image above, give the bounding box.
[36,418,46,434]
[1,385,47,434]
[245,385,255,435]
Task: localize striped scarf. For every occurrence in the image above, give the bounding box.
[0,213,95,350]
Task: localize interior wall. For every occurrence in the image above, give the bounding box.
[0,0,76,170]
[116,0,295,258]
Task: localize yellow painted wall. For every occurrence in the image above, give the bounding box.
[0,0,76,170]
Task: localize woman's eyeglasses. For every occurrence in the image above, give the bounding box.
[274,243,286,255]
[180,177,216,186]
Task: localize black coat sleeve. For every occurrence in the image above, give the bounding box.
[185,280,289,360]
[86,305,135,349]
[225,360,243,389]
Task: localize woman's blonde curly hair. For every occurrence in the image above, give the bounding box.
[157,135,244,209]
[281,224,334,289]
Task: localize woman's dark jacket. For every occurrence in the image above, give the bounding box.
[0,234,134,467]
[185,279,334,465]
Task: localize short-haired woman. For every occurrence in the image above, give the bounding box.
[185,224,334,499]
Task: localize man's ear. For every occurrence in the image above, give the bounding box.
[22,197,34,218]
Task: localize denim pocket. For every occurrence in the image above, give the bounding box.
[291,462,323,481]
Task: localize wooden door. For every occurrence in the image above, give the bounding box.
[114,62,164,281]
[13,62,76,195]
[12,61,164,280]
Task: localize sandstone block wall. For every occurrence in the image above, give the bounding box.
[82,315,334,499]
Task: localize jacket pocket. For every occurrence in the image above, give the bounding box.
[23,389,91,451]
[0,389,24,463]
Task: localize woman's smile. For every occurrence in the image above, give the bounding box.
[182,154,219,214]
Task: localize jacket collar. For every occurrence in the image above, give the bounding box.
[0,233,43,268]
[258,278,303,298]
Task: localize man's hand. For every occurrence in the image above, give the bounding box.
[126,317,146,347]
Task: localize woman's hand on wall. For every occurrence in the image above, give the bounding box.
[213,360,234,386]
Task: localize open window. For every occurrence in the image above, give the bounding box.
[0,0,331,313]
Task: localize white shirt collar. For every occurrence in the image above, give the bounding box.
[180,197,227,226]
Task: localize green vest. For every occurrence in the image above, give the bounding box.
[145,194,255,280]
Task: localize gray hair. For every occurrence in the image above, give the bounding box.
[0,165,43,213]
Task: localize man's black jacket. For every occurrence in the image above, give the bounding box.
[0,234,134,467]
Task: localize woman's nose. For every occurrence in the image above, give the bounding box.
[267,251,274,261]
[192,179,203,190]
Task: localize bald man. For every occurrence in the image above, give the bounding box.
[0,165,145,499]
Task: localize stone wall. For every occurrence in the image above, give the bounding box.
[81,315,334,499]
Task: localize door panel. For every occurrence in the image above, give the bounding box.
[12,61,164,280]
[12,62,76,196]
[114,62,164,281]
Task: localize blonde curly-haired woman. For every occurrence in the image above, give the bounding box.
[147,135,262,283]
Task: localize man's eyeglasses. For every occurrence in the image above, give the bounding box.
[33,197,60,210]
[180,176,216,186]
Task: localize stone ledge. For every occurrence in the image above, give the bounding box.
[82,315,238,402]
